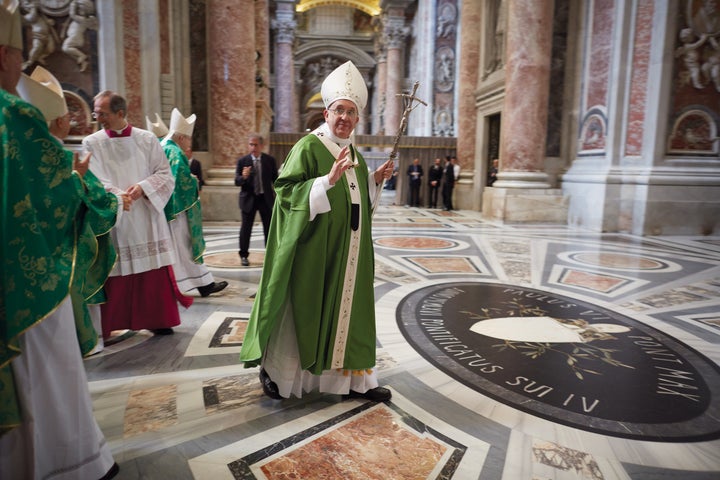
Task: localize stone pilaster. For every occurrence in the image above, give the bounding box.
[372,20,387,135]
[457,0,481,208]
[483,0,567,223]
[272,0,297,133]
[381,3,410,137]
[207,0,256,166]
[496,0,553,187]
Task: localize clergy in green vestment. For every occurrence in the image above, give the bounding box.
[16,65,124,356]
[162,115,205,262]
[0,9,117,475]
[239,61,394,402]
[161,108,227,297]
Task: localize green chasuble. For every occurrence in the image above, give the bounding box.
[239,134,377,375]
[69,169,118,349]
[163,139,205,261]
[0,90,96,433]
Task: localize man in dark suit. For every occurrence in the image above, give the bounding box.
[234,133,278,266]
[427,157,443,208]
[442,156,455,211]
[406,158,423,207]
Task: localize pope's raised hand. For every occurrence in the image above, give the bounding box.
[328,146,355,185]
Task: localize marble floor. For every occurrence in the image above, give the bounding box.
[85,191,720,480]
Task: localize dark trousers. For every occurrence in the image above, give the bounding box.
[428,185,439,208]
[239,195,272,257]
[442,186,454,210]
[408,182,421,207]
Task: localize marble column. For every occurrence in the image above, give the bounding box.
[374,52,387,134]
[382,8,410,137]
[372,21,387,135]
[122,0,143,126]
[255,0,271,107]
[255,0,273,138]
[207,0,256,166]
[272,0,297,133]
[457,0,481,173]
[495,0,553,188]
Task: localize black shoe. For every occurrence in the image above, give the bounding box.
[259,368,283,400]
[347,386,392,402]
[241,256,249,267]
[151,328,174,335]
[197,281,228,297]
[98,462,119,480]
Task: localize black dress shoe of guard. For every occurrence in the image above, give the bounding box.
[151,328,174,335]
[197,281,229,297]
[241,256,250,267]
[348,386,392,402]
[98,462,119,480]
[259,368,283,400]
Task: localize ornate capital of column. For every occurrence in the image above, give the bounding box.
[383,16,410,49]
[272,16,297,44]
[374,38,387,62]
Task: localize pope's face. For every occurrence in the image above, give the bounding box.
[324,99,360,140]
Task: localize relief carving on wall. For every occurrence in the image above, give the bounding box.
[433,0,458,138]
[669,1,720,155]
[436,1,457,38]
[19,0,100,139]
[434,46,455,92]
[433,107,453,137]
[484,0,506,77]
[667,108,717,154]
[21,0,98,72]
[578,109,607,154]
[676,0,720,91]
[21,1,57,70]
[304,57,342,87]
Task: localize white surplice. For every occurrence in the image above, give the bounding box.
[84,127,176,276]
[0,297,115,480]
[170,210,213,292]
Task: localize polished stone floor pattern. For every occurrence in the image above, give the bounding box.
[84,195,720,479]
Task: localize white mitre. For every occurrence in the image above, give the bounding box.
[168,107,196,137]
[16,66,68,122]
[321,60,367,111]
[146,112,169,137]
[0,0,22,50]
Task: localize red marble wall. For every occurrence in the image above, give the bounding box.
[207,0,257,165]
[122,0,143,126]
[624,0,653,156]
[160,0,170,75]
[579,0,614,154]
[586,0,613,109]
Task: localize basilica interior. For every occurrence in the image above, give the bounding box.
[12,0,720,479]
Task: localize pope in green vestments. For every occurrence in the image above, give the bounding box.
[240,133,377,373]
[239,61,395,401]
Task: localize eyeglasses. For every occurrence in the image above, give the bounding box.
[328,108,358,119]
[92,111,111,119]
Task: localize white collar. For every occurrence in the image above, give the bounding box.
[318,122,352,148]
